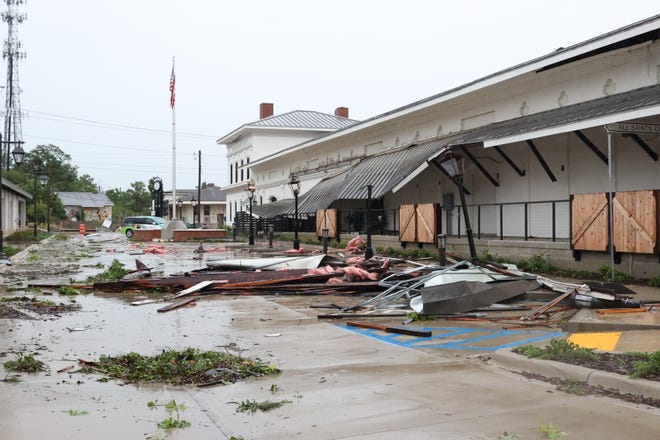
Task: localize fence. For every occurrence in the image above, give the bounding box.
[234,198,570,242]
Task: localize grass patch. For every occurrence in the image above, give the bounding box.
[516,339,598,362]
[631,351,660,378]
[81,348,280,385]
[58,286,85,296]
[3,353,45,373]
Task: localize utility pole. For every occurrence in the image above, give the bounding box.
[2,0,27,170]
[197,150,201,227]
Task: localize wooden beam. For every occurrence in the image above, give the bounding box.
[573,130,608,165]
[459,145,499,187]
[526,140,557,182]
[628,133,659,161]
[494,146,525,176]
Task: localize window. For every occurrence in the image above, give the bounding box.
[230,164,233,184]
[204,205,210,216]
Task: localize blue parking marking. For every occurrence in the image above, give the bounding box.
[339,325,564,351]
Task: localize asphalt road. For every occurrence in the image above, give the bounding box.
[0,232,658,439]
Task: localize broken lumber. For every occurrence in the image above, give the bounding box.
[345,321,432,337]
[157,297,197,313]
[521,289,574,321]
[596,308,648,315]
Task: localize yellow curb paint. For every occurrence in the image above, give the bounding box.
[568,332,622,351]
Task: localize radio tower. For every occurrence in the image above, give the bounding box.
[2,0,26,169]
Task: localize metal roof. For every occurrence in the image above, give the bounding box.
[447,83,660,146]
[165,186,227,202]
[249,110,358,130]
[252,198,295,219]
[57,192,114,208]
[217,110,359,144]
[1,177,32,200]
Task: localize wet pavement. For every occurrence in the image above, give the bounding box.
[0,232,659,439]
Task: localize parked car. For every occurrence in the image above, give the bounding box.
[119,216,166,238]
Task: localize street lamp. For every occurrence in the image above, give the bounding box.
[364,184,373,259]
[288,174,300,250]
[440,152,477,262]
[245,178,256,245]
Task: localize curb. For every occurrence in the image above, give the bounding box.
[491,348,660,401]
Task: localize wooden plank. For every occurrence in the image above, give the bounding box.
[571,193,608,251]
[613,190,656,254]
[174,280,216,298]
[157,297,197,313]
[416,203,436,243]
[345,321,432,337]
[596,308,648,315]
[399,204,417,242]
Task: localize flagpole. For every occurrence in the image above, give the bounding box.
[170,57,177,219]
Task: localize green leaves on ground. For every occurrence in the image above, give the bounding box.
[3,353,45,373]
[148,400,191,430]
[231,399,292,414]
[82,348,281,385]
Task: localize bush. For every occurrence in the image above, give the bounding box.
[632,351,660,378]
[516,339,598,362]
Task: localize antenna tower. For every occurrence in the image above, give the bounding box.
[2,0,26,169]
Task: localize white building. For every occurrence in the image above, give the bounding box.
[218,103,357,225]
[219,15,660,277]
[1,178,31,238]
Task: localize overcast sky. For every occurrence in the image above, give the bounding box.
[12,1,660,192]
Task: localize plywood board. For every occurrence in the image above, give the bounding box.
[571,193,608,251]
[613,190,656,254]
[316,209,337,238]
[399,204,416,242]
[416,203,437,243]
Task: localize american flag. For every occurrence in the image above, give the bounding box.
[169,63,176,109]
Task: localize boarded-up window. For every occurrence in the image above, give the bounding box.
[399,203,437,244]
[316,209,338,239]
[571,193,608,251]
[613,190,657,254]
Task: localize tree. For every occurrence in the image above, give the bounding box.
[106,180,155,222]
[6,144,100,224]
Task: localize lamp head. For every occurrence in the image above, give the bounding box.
[11,145,25,165]
[288,174,301,196]
[246,178,256,197]
[440,151,464,177]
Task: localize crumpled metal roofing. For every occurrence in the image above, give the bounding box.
[249,110,358,130]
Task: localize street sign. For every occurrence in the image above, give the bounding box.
[605,122,660,134]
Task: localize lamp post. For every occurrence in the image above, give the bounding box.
[30,173,48,239]
[364,184,373,259]
[440,152,477,262]
[288,174,300,250]
[191,195,196,227]
[246,178,256,245]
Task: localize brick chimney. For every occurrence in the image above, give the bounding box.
[260,102,274,119]
[334,107,349,118]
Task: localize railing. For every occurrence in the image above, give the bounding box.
[236,198,570,242]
